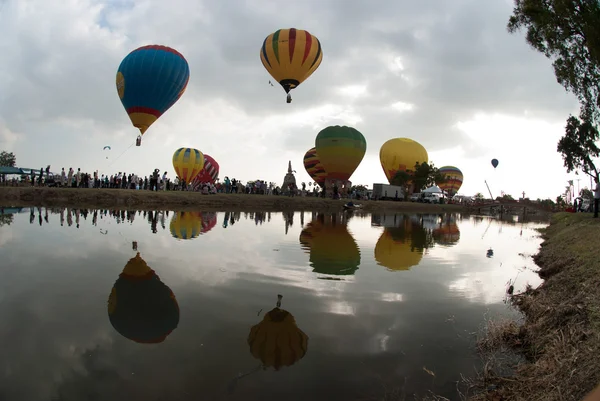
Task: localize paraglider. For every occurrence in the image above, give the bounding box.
[379,138,428,184]
[303,147,327,188]
[172,148,204,185]
[116,45,190,146]
[107,252,179,344]
[191,154,219,189]
[491,159,499,168]
[103,146,111,159]
[437,166,464,197]
[314,126,366,181]
[260,28,323,103]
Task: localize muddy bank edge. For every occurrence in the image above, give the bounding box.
[0,187,468,213]
[474,213,600,401]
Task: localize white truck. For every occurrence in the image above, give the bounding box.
[372,183,405,200]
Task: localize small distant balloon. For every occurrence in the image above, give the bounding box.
[491,159,499,169]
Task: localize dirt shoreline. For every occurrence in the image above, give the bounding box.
[0,187,469,213]
[473,213,600,401]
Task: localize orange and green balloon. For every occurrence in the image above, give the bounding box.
[315,126,366,181]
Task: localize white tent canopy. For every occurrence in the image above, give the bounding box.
[422,185,444,193]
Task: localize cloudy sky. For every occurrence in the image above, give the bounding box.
[0,0,594,199]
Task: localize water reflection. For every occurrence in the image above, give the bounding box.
[0,206,552,400]
[108,251,180,344]
[299,212,361,276]
[248,294,308,370]
[432,216,461,247]
[169,211,218,240]
[373,214,435,271]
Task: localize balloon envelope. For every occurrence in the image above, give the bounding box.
[192,154,220,188]
[315,126,366,181]
[107,253,179,344]
[303,147,327,187]
[491,159,499,168]
[433,221,461,246]
[170,212,203,240]
[248,307,308,370]
[116,45,190,135]
[379,138,428,184]
[172,148,204,183]
[299,215,360,275]
[374,228,423,271]
[260,28,323,98]
[437,166,464,197]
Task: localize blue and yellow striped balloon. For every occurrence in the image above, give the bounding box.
[116,45,190,136]
[172,148,204,183]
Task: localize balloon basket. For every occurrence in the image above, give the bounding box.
[136,136,142,147]
[286,94,292,103]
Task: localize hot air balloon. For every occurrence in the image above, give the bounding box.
[299,213,360,275]
[491,159,499,168]
[169,211,203,240]
[315,126,366,182]
[116,45,190,145]
[433,220,461,246]
[172,148,205,184]
[247,295,308,370]
[303,147,327,187]
[379,138,428,184]
[260,28,323,103]
[191,154,220,190]
[107,252,179,344]
[437,166,464,197]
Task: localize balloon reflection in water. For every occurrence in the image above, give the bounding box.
[433,220,461,246]
[107,252,179,344]
[169,211,216,239]
[248,295,308,370]
[374,218,433,271]
[299,213,360,275]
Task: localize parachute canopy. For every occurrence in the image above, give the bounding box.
[437,166,464,197]
[116,45,190,136]
[103,146,111,150]
[303,147,327,187]
[172,148,204,184]
[260,28,323,102]
[379,138,428,184]
[315,126,366,181]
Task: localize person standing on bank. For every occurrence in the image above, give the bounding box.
[594,178,600,218]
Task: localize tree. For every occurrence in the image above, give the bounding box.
[0,151,16,167]
[507,0,600,118]
[391,170,412,199]
[413,162,446,192]
[557,114,600,181]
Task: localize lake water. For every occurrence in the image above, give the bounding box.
[0,207,548,401]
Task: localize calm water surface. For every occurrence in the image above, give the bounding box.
[0,207,548,401]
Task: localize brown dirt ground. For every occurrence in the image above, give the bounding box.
[0,187,469,213]
[472,212,600,401]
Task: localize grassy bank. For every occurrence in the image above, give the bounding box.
[0,187,467,213]
[475,213,600,401]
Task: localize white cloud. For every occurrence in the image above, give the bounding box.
[0,0,588,199]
